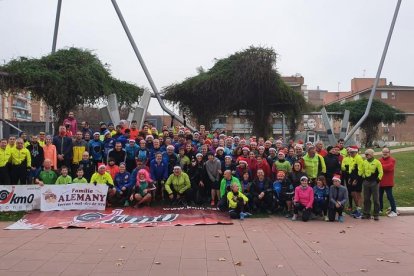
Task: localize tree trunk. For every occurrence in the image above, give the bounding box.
[250,111,272,138]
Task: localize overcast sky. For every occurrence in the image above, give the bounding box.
[1,0,413,115]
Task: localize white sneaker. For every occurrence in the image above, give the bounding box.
[324,216,329,222]
[291,214,297,221]
[387,211,398,217]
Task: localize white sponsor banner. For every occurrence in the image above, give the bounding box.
[0,185,41,212]
[41,184,108,211]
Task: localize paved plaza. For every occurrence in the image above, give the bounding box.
[0,215,413,276]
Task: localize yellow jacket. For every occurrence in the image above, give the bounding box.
[350,154,364,176]
[10,147,31,167]
[90,172,114,186]
[227,191,248,209]
[362,159,383,181]
[0,148,11,167]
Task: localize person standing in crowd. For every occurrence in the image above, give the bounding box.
[205,152,222,206]
[53,125,73,170]
[362,149,383,221]
[341,147,353,210]
[72,131,88,177]
[272,151,292,179]
[108,142,126,166]
[102,131,115,164]
[129,120,139,140]
[89,132,104,168]
[302,144,326,186]
[10,138,31,184]
[80,121,93,139]
[27,135,44,183]
[0,138,11,184]
[188,153,207,204]
[315,141,328,157]
[337,138,348,157]
[6,136,16,151]
[35,159,58,185]
[328,175,348,222]
[43,135,57,170]
[348,146,364,218]
[324,145,341,187]
[63,111,78,135]
[125,139,139,173]
[273,171,294,217]
[292,176,314,222]
[379,147,397,217]
[288,161,307,189]
[78,152,95,182]
[150,152,169,201]
[38,132,46,147]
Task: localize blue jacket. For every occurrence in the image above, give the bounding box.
[114,171,132,192]
[53,135,73,159]
[103,138,115,159]
[116,135,129,147]
[88,139,103,161]
[125,144,139,160]
[136,147,150,161]
[313,185,329,202]
[150,159,169,181]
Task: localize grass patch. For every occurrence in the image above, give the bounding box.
[386,151,414,207]
[0,211,25,221]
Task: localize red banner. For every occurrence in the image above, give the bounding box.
[5,207,233,229]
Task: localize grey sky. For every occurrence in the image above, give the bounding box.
[1,0,413,115]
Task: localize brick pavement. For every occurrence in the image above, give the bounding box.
[1,215,413,276]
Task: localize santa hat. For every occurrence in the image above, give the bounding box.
[258,146,265,150]
[349,146,359,152]
[216,147,225,152]
[278,151,285,157]
[332,174,341,182]
[239,160,248,166]
[242,147,250,152]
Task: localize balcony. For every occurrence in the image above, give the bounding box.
[13,113,32,121]
[211,123,226,130]
[12,101,29,111]
[14,93,31,101]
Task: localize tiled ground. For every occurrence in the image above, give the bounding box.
[1,215,414,276]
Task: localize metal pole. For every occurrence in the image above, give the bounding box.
[47,0,62,135]
[0,94,3,139]
[52,0,62,53]
[110,0,196,131]
[344,0,402,142]
[282,114,286,141]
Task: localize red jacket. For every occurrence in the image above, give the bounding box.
[379,156,396,187]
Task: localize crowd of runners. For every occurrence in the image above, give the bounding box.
[0,112,398,222]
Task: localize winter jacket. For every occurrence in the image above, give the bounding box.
[313,185,329,202]
[53,135,73,160]
[324,153,341,180]
[303,153,326,179]
[72,140,88,165]
[27,143,44,168]
[108,149,126,165]
[362,158,383,182]
[250,177,273,198]
[379,156,396,187]
[125,144,139,161]
[114,171,132,192]
[220,176,241,198]
[227,190,249,209]
[329,185,348,208]
[294,185,314,209]
[205,158,222,182]
[150,159,169,181]
[78,159,95,182]
[165,172,191,195]
[88,139,104,162]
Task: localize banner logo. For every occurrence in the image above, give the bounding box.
[74,209,179,224]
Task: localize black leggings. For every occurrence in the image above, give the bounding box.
[328,206,344,222]
[294,203,312,222]
[229,198,245,219]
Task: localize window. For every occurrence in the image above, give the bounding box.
[391,92,396,99]
[353,95,360,100]
[217,117,226,124]
[381,92,388,99]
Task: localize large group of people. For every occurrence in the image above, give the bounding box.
[0,111,398,222]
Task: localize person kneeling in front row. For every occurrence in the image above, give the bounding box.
[328,175,348,222]
[292,176,314,222]
[165,166,194,206]
[228,183,250,220]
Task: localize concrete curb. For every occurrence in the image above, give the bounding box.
[397,207,414,216]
